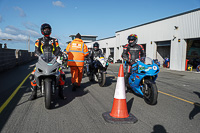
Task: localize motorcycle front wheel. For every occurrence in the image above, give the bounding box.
[143,79,158,105]
[98,72,106,87]
[44,78,52,109]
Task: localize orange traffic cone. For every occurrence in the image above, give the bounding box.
[102,64,138,124]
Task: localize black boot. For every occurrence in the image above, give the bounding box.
[72,83,78,92]
[59,85,66,100]
[124,73,130,86]
[29,86,37,101]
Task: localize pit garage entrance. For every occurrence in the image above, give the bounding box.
[186,38,200,70]
[156,41,171,68]
[110,47,114,60]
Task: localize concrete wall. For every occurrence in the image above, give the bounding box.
[0,44,37,72]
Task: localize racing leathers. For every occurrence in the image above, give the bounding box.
[121,43,145,85]
[29,37,65,100]
[85,49,92,74]
[90,49,102,59]
[35,36,61,56]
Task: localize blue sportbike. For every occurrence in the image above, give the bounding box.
[126,57,160,105]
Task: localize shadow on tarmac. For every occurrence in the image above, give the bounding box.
[0,60,36,132]
[51,71,117,109]
[127,97,134,114]
[189,91,200,120]
[151,124,167,133]
[104,75,116,87]
[50,76,90,109]
[0,78,33,132]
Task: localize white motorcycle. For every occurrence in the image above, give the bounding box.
[89,54,109,87]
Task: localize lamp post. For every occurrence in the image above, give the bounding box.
[1,38,30,51]
[1,39,12,48]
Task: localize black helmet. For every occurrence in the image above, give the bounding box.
[127,34,138,46]
[41,23,51,37]
[75,33,81,39]
[93,42,99,51]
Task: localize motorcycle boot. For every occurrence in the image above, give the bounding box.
[72,83,79,91]
[29,86,37,101]
[125,72,132,92]
[59,85,66,100]
[125,73,130,86]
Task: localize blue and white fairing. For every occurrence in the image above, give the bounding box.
[128,57,160,95]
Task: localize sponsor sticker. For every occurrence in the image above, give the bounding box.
[139,67,145,70]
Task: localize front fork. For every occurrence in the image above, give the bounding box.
[141,77,153,95]
[41,79,56,96]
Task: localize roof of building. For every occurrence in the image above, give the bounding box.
[116,8,200,33]
[69,35,98,38]
[95,36,116,41]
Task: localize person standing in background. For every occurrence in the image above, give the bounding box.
[65,33,89,91]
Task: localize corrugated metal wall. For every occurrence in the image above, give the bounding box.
[87,9,200,71]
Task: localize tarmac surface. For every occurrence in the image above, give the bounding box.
[0,61,200,133]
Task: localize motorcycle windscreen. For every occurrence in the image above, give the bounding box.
[42,51,54,63]
[139,57,153,65]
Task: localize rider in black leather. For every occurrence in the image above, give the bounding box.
[121,34,145,86]
[35,23,61,56]
[91,42,102,59]
[88,42,103,73]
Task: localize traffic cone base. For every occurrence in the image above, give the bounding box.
[102,64,138,124]
[102,112,138,124]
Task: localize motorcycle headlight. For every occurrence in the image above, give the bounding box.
[153,66,157,70]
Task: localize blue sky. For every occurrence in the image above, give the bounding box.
[0,0,199,52]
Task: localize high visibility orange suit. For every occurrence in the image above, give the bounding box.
[65,38,89,86]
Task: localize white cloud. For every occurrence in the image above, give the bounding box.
[14,7,26,17]
[0,25,41,45]
[5,25,40,37]
[52,1,65,7]
[23,22,39,31]
[0,29,28,42]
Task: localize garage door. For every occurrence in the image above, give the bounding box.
[156,41,171,65]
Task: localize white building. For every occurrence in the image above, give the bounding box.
[67,35,98,44]
[87,8,200,71]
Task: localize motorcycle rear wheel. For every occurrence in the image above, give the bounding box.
[143,79,158,105]
[44,78,52,109]
[98,72,106,87]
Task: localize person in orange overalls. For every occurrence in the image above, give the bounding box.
[65,33,89,91]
